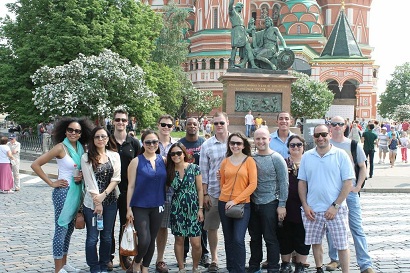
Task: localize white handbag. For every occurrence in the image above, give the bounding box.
[120,223,137,256]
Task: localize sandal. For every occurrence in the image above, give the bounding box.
[125,261,141,273]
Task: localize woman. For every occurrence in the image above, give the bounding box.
[348,122,362,142]
[388,133,400,168]
[278,135,311,273]
[126,130,167,273]
[0,136,15,193]
[31,117,93,273]
[81,126,121,273]
[399,132,409,163]
[166,143,204,273]
[218,132,257,273]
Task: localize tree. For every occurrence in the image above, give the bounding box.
[0,0,162,125]
[31,49,160,126]
[181,85,222,118]
[290,71,334,119]
[393,105,410,121]
[378,62,410,119]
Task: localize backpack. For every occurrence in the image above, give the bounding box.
[351,140,366,189]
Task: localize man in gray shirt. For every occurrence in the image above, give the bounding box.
[247,128,289,273]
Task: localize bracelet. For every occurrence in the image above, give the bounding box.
[199,206,203,209]
[105,190,108,196]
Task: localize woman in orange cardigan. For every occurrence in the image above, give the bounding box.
[218,132,258,273]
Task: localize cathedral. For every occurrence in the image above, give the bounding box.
[145,0,378,120]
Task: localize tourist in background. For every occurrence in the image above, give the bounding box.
[31,117,94,273]
[81,126,121,273]
[399,132,408,163]
[0,136,15,194]
[388,133,400,168]
[7,134,20,191]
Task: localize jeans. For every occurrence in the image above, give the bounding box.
[218,201,251,273]
[246,124,252,138]
[327,192,373,271]
[364,149,375,177]
[84,202,118,273]
[248,200,280,272]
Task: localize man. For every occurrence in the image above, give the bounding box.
[178,117,210,267]
[156,114,177,273]
[402,120,409,133]
[326,116,375,273]
[7,134,21,191]
[388,126,399,139]
[298,124,353,273]
[199,112,230,273]
[269,111,295,159]
[245,110,254,138]
[228,0,257,68]
[109,109,141,270]
[377,127,389,164]
[361,124,378,178]
[247,128,288,273]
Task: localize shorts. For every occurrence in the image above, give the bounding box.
[301,206,349,250]
[379,146,389,153]
[203,196,220,230]
[160,191,173,228]
[278,221,311,256]
[389,149,398,154]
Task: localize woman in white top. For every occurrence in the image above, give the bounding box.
[0,136,15,193]
[31,117,94,273]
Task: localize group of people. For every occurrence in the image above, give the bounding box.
[28,109,376,273]
[244,110,268,138]
[0,134,20,193]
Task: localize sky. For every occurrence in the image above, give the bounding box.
[0,0,409,93]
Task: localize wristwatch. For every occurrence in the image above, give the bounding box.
[332,202,340,209]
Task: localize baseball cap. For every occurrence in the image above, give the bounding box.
[8,134,16,139]
[381,127,387,130]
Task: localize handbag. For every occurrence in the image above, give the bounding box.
[120,222,138,256]
[224,157,248,219]
[74,210,85,229]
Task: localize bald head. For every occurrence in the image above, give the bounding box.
[254,128,272,154]
[254,128,270,138]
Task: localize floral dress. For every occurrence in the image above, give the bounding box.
[170,163,201,237]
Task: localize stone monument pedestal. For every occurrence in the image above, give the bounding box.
[219,69,296,129]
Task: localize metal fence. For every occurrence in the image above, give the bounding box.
[17,134,54,153]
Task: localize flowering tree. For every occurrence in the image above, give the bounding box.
[181,86,222,117]
[31,49,159,125]
[394,105,410,121]
[291,71,334,119]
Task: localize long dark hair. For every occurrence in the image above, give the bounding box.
[139,129,160,154]
[166,143,188,187]
[87,126,117,170]
[53,117,94,145]
[226,132,252,157]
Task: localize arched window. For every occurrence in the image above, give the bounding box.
[190,60,193,71]
[202,59,206,70]
[210,58,216,69]
[219,58,224,69]
[195,60,199,70]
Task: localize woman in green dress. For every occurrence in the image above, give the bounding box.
[166,143,204,273]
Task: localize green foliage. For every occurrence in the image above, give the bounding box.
[393,105,410,121]
[290,71,334,119]
[378,62,410,119]
[181,85,222,118]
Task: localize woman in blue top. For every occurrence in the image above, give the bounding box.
[126,130,167,273]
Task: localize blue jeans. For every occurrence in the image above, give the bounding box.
[248,200,280,272]
[246,125,252,138]
[218,201,251,273]
[327,192,373,271]
[84,202,117,273]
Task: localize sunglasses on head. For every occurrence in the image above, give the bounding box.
[114,118,128,123]
[313,132,329,138]
[213,121,226,126]
[144,140,159,145]
[160,123,173,128]
[229,141,243,146]
[330,122,345,127]
[289,142,303,148]
[66,128,82,134]
[169,151,183,157]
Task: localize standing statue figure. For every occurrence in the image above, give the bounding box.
[228,0,258,69]
[253,17,290,70]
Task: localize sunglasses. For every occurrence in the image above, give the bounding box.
[66,128,82,134]
[213,121,226,126]
[114,118,128,123]
[144,140,159,146]
[169,151,183,157]
[94,135,108,140]
[229,141,243,146]
[313,132,329,138]
[289,142,303,148]
[160,123,173,128]
[330,122,345,127]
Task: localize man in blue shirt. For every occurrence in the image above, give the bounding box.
[269,111,294,159]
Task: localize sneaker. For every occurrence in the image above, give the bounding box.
[246,267,262,273]
[261,260,269,269]
[316,267,324,273]
[280,262,293,273]
[208,262,219,273]
[58,269,69,273]
[378,160,382,164]
[199,254,210,268]
[325,261,340,271]
[63,264,81,273]
[177,269,186,273]
[107,261,113,272]
[294,263,305,273]
[155,261,169,273]
[193,269,202,273]
[361,268,375,273]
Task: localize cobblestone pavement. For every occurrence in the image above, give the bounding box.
[1,174,410,273]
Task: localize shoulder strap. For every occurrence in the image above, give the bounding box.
[228,156,248,201]
[351,140,358,165]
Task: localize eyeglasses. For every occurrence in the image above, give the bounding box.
[229,141,243,146]
[144,140,159,146]
[213,121,226,126]
[114,118,128,123]
[160,123,173,128]
[330,122,345,127]
[169,151,183,157]
[289,143,303,148]
[313,132,329,138]
[94,135,108,140]
[66,128,82,134]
